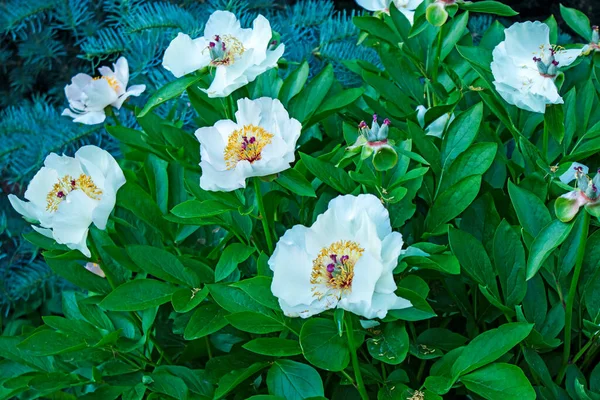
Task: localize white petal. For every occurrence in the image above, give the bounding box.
[277,295,338,318]
[559,162,589,184]
[24,166,60,210]
[366,293,412,319]
[52,190,96,257]
[554,48,583,68]
[204,11,242,39]
[338,252,384,316]
[199,159,250,192]
[76,145,125,229]
[73,111,107,125]
[32,225,54,239]
[85,79,119,110]
[503,21,550,65]
[112,84,146,109]
[9,194,42,222]
[269,224,316,308]
[244,15,272,65]
[356,0,389,11]
[195,121,234,171]
[114,57,130,87]
[163,33,210,78]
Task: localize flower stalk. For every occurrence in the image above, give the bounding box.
[254,178,274,255]
[556,210,590,384]
[344,313,369,400]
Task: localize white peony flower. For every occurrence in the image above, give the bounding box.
[62,57,146,125]
[356,0,423,23]
[162,11,284,98]
[491,21,583,114]
[269,194,412,319]
[9,146,126,257]
[416,105,455,138]
[195,97,301,192]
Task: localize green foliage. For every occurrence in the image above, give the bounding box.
[5,1,600,399]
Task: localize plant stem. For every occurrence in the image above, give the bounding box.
[344,313,369,400]
[556,211,590,384]
[253,178,274,254]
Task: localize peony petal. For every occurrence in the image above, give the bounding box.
[163,33,210,78]
[112,84,146,109]
[338,252,383,317]
[559,162,588,184]
[355,0,389,12]
[52,190,96,257]
[204,10,242,39]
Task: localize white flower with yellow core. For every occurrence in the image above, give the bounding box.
[356,0,423,23]
[269,194,412,319]
[62,57,146,125]
[195,97,301,192]
[8,146,126,257]
[162,11,284,98]
[491,21,583,114]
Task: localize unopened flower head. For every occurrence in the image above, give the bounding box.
[163,11,284,98]
[8,146,126,257]
[555,163,600,222]
[62,57,145,125]
[348,115,398,171]
[491,21,583,113]
[416,105,455,138]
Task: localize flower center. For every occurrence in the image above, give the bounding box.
[223,124,274,169]
[533,45,562,78]
[208,34,245,66]
[46,174,102,212]
[93,76,120,92]
[310,240,364,298]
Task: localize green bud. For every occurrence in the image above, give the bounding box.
[426,3,448,27]
[372,145,398,171]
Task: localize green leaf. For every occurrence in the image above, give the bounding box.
[99,279,177,311]
[149,372,188,400]
[276,168,316,197]
[23,230,68,251]
[448,227,497,293]
[367,321,409,365]
[243,338,302,357]
[461,363,535,400]
[507,181,551,237]
[171,286,209,313]
[138,74,203,118]
[441,103,484,170]
[209,284,272,314]
[288,65,334,123]
[300,153,356,194]
[441,12,469,60]
[279,61,309,106]
[44,256,112,294]
[545,104,565,144]
[440,142,497,192]
[127,245,200,287]
[225,312,284,334]
[309,88,364,126]
[231,276,280,310]
[560,4,592,41]
[170,199,234,219]
[300,318,349,371]
[145,154,169,214]
[425,175,481,233]
[17,331,86,356]
[184,302,229,340]
[117,181,173,238]
[267,360,325,400]
[527,220,574,280]
[353,16,402,45]
[451,323,533,378]
[215,243,255,282]
[459,1,518,16]
[493,220,527,307]
[214,362,269,400]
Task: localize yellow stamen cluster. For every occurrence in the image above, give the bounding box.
[93,76,120,92]
[223,124,274,170]
[310,240,364,298]
[46,174,102,212]
[210,35,246,66]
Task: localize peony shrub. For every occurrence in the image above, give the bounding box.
[4,1,600,399]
